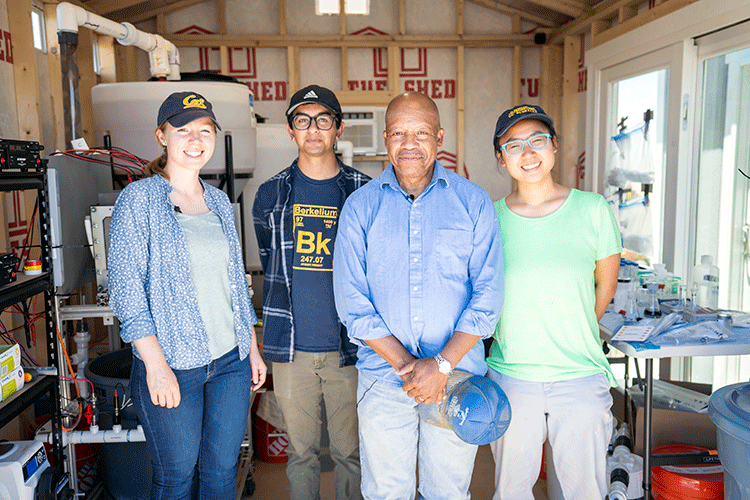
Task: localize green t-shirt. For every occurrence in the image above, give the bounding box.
[487,189,621,386]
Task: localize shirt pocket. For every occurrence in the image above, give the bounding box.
[436,228,472,280]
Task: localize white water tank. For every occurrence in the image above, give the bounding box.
[92,81,256,192]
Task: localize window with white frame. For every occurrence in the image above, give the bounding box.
[316,0,369,15]
[689,22,750,388]
[586,0,750,388]
[31,5,46,53]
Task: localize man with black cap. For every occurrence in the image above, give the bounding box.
[253,84,369,500]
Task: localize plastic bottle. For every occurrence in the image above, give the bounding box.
[692,255,719,309]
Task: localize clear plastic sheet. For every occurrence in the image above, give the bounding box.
[649,320,734,346]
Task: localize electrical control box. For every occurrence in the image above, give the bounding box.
[0,139,44,171]
[0,440,50,500]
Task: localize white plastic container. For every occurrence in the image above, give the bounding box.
[693,255,719,309]
[708,382,750,499]
[92,81,256,192]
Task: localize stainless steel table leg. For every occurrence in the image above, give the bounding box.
[643,358,653,498]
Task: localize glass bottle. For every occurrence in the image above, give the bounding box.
[644,283,662,318]
[624,291,639,323]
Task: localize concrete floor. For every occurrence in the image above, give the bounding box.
[246,444,550,499]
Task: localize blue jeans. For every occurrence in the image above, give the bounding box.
[356,370,478,500]
[130,347,252,500]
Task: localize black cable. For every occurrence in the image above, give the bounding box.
[48,150,144,179]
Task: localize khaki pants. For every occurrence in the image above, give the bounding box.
[488,369,613,500]
[273,351,362,500]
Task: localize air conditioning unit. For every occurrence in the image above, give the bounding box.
[339,107,387,155]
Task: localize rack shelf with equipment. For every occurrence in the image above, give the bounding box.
[0,162,63,466]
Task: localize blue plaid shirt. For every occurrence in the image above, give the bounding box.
[252,159,370,365]
[108,174,257,370]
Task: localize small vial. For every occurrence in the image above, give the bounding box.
[691,283,699,313]
[717,312,732,330]
[678,284,688,308]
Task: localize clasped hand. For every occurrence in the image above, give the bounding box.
[395,357,448,405]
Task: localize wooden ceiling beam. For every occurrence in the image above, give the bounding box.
[82,0,154,16]
[165,32,537,48]
[524,0,583,18]
[549,0,639,44]
[592,0,700,47]
[110,0,210,24]
[465,0,556,28]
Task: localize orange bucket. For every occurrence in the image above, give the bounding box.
[651,444,724,500]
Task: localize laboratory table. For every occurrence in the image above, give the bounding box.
[599,317,750,499]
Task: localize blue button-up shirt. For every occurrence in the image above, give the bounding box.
[108,174,257,370]
[333,161,504,386]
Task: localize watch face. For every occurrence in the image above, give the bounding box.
[436,356,452,375]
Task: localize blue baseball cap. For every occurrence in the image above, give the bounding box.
[419,371,512,445]
[493,104,555,150]
[157,91,221,130]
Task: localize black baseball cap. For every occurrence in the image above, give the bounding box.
[493,104,555,149]
[286,85,342,121]
[157,91,221,130]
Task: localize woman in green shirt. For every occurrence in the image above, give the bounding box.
[487,104,621,499]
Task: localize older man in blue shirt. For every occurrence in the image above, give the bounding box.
[333,92,503,500]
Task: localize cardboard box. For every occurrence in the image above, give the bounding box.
[0,344,20,378]
[0,366,25,402]
[611,380,716,456]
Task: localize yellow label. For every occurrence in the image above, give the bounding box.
[508,105,537,117]
[182,94,207,109]
[2,379,17,400]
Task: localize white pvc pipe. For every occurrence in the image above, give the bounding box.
[336,140,354,167]
[36,425,146,446]
[56,2,180,79]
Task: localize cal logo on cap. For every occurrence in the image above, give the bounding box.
[508,105,537,118]
[182,94,207,110]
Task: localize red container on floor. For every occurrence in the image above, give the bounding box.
[651,444,724,500]
[254,415,289,464]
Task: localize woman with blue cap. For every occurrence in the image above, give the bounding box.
[108,91,266,499]
[486,104,621,499]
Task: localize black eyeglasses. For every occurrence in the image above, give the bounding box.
[291,113,336,131]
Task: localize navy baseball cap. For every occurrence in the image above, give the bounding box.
[157,91,221,130]
[493,104,556,149]
[419,370,512,445]
[286,85,342,121]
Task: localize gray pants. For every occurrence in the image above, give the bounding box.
[273,351,362,500]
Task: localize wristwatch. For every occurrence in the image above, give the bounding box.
[434,353,453,376]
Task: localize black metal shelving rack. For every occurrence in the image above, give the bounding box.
[0,164,63,465]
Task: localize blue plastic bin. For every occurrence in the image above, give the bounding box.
[708,382,750,500]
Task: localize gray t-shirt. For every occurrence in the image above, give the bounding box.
[175,210,238,359]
